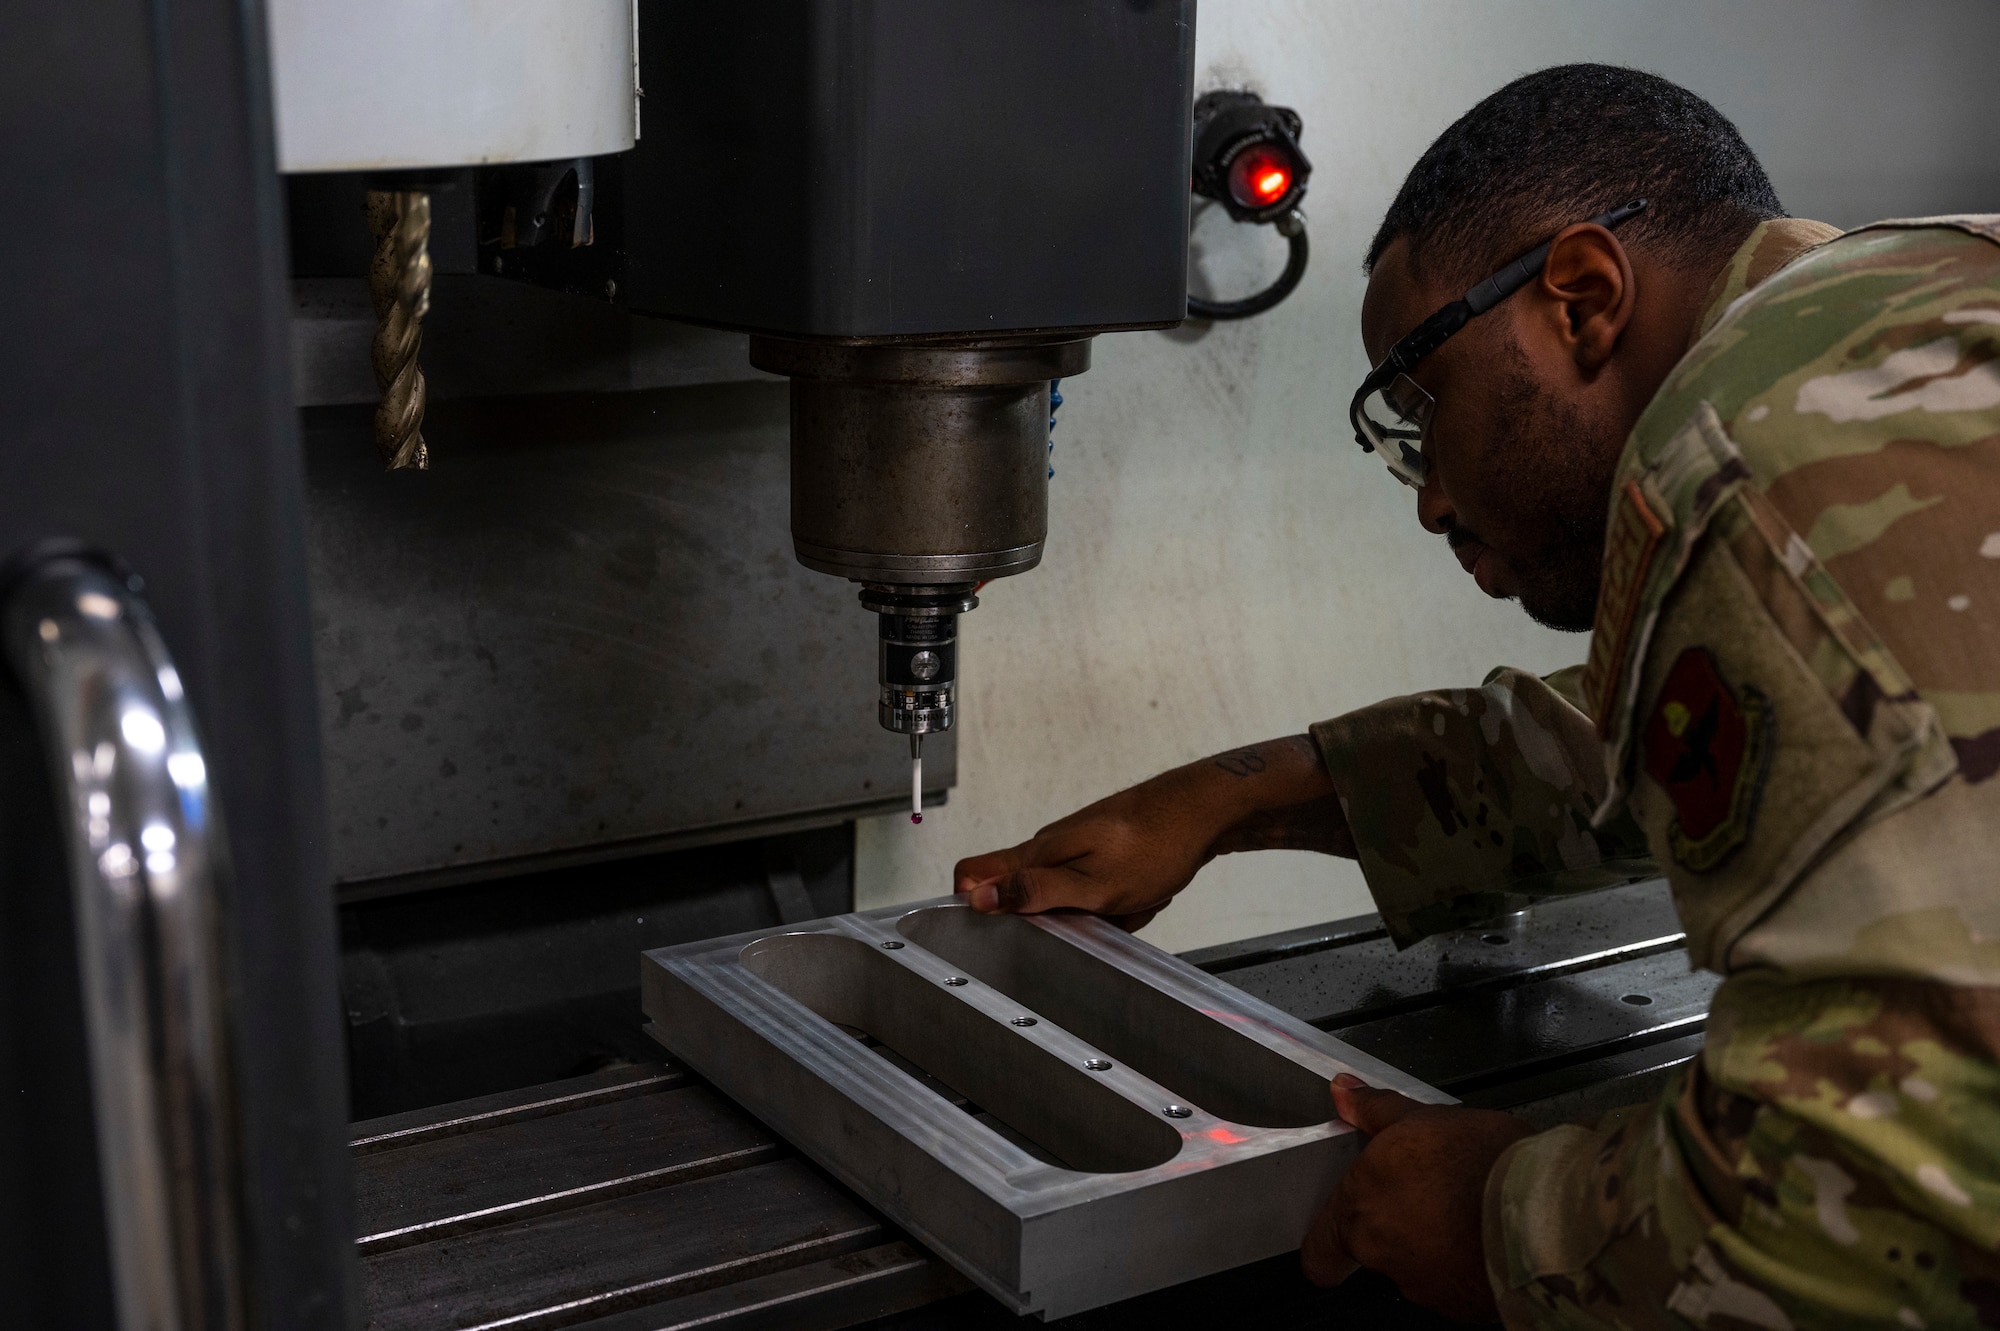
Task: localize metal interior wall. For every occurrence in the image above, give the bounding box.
[0,0,355,1324]
[300,384,956,891]
[340,825,854,1119]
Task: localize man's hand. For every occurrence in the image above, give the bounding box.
[1303,1073,1533,1323]
[953,735,1353,928]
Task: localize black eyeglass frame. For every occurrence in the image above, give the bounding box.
[1348,198,1650,486]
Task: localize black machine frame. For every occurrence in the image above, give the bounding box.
[0,0,356,1324]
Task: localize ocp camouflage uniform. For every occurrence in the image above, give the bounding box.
[1311,216,2000,1328]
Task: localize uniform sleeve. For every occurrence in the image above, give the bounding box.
[1309,665,1656,947]
[1485,970,2000,1331]
[1480,224,2000,1330]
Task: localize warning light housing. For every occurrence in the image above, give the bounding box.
[1190,90,1310,224]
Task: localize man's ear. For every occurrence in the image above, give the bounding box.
[1536,224,1635,375]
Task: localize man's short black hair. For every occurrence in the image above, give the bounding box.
[1367,65,1785,285]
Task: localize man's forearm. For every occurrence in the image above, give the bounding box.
[1184,735,1356,860]
[955,733,1356,923]
[1209,793,1353,856]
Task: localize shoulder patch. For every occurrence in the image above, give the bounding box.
[1583,480,1668,735]
[1641,647,1774,872]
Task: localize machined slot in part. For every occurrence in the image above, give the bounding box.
[742,931,1180,1173]
[897,905,1335,1129]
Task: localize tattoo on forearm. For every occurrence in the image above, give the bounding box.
[1212,748,1269,777]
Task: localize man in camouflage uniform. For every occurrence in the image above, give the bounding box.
[955,65,2000,1327]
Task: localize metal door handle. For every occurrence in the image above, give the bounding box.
[3,554,245,1331]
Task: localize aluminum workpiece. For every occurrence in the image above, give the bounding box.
[642,900,1448,1319]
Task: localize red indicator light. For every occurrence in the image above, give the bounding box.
[1227,143,1295,210]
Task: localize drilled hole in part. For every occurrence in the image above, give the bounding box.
[1084,1058,1112,1072]
[1621,993,1653,1006]
[1163,1104,1193,1119]
[1011,1017,1037,1027]
[880,940,904,949]
[942,976,968,986]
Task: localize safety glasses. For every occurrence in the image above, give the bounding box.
[1349,198,1648,489]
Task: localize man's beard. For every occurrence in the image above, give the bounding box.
[1477,350,1623,632]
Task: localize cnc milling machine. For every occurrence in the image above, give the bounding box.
[0,3,1707,1327]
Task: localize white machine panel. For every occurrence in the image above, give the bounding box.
[269,0,638,172]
